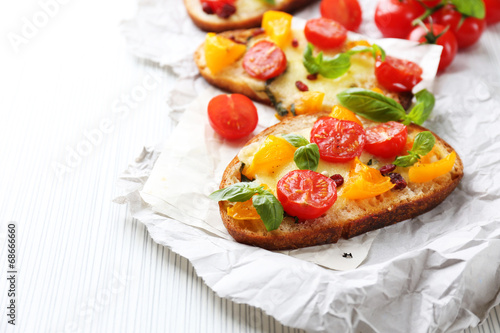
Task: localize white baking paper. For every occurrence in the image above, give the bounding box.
[117,0,500,331]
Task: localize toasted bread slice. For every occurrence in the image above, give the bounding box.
[194,28,414,116]
[184,0,314,32]
[218,113,463,250]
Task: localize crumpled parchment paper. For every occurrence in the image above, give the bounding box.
[117,0,500,331]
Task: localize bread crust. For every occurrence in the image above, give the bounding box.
[184,0,315,32]
[217,114,464,251]
[194,29,414,113]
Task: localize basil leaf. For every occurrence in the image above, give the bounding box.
[337,88,407,123]
[393,131,436,167]
[281,134,309,147]
[303,43,321,74]
[319,53,352,79]
[407,89,435,125]
[252,191,284,231]
[450,0,485,19]
[209,182,260,202]
[294,143,320,171]
[412,131,436,156]
[393,154,419,168]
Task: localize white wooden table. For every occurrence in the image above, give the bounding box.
[1,0,499,332]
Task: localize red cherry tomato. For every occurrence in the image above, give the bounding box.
[408,23,458,72]
[311,117,365,163]
[242,40,287,80]
[375,56,423,92]
[320,0,362,31]
[304,17,348,49]
[374,0,425,38]
[432,5,486,48]
[207,94,258,140]
[364,121,408,158]
[277,170,337,219]
[420,0,442,7]
[484,0,500,25]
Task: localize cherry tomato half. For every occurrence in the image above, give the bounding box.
[364,121,408,158]
[242,40,287,80]
[207,94,258,140]
[408,23,458,72]
[374,0,425,38]
[277,170,337,219]
[484,0,500,25]
[311,117,365,163]
[432,5,486,48]
[304,17,348,49]
[375,55,423,92]
[320,0,362,31]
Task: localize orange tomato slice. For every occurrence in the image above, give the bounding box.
[204,33,247,74]
[244,135,296,179]
[329,105,363,126]
[294,91,325,115]
[409,151,456,183]
[262,11,293,49]
[227,199,261,220]
[343,158,395,199]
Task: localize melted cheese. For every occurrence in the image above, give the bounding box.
[268,30,377,112]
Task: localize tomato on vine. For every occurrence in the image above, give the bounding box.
[484,0,500,24]
[374,0,425,38]
[408,23,458,72]
[432,4,486,48]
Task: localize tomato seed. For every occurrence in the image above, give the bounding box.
[330,174,344,187]
[295,81,309,92]
[379,164,396,175]
[307,73,318,80]
[389,173,407,190]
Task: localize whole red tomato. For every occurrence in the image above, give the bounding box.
[320,0,362,31]
[408,23,458,72]
[433,5,486,48]
[207,94,258,140]
[484,0,500,24]
[374,0,425,38]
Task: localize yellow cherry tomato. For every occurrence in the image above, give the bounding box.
[329,105,363,126]
[346,40,371,49]
[371,87,385,95]
[409,151,456,183]
[294,91,325,115]
[244,135,296,179]
[343,158,395,200]
[204,33,247,74]
[262,11,293,49]
[227,199,261,220]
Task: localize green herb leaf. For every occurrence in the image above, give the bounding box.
[407,89,435,125]
[393,131,436,167]
[393,154,420,168]
[303,43,351,79]
[294,143,320,171]
[252,190,284,231]
[281,134,309,147]
[450,0,485,19]
[208,182,261,202]
[337,88,407,122]
[412,131,436,156]
[259,0,275,4]
[303,43,386,79]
